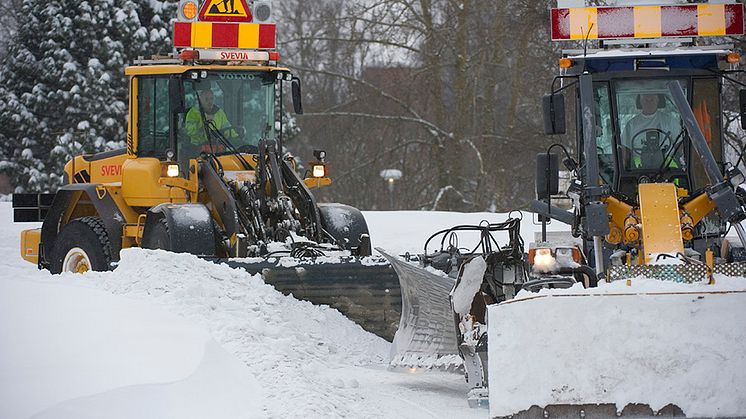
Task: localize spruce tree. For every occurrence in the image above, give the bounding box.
[0,0,174,192]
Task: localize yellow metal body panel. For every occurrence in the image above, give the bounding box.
[303,177,332,189]
[20,228,41,264]
[121,158,188,207]
[638,183,684,263]
[215,154,258,170]
[64,153,130,184]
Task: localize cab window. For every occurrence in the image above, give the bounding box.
[614,78,687,173]
[593,83,615,185]
[177,71,276,163]
[690,78,722,191]
[137,77,171,158]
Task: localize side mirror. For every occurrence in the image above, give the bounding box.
[169,78,185,114]
[543,93,566,135]
[291,77,303,115]
[740,89,746,130]
[536,153,559,200]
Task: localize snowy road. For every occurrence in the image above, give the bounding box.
[0,203,489,419]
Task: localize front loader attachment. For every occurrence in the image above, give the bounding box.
[226,255,402,340]
[377,248,461,369]
[487,281,746,418]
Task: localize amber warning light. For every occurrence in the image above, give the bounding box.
[180,1,198,20]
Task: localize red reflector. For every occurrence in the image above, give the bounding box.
[268,51,280,61]
[179,50,200,60]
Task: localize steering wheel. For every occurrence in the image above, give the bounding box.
[626,128,674,170]
[629,128,673,156]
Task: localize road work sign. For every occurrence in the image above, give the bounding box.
[198,0,253,22]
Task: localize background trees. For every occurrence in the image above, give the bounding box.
[0,0,743,213]
[0,0,174,191]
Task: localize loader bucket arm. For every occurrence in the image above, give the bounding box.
[667,81,746,246]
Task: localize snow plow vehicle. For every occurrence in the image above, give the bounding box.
[383,2,746,417]
[11,0,400,338]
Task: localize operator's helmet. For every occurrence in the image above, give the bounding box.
[197,83,214,95]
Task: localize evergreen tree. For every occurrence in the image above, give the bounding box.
[0,0,174,192]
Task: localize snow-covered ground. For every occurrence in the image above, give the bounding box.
[488,279,746,418]
[1,203,505,419]
[2,202,745,418]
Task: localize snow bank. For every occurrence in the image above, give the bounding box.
[0,202,486,419]
[488,278,746,418]
[79,249,391,418]
[0,276,264,419]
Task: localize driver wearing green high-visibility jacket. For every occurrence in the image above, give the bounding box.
[185,86,238,148]
[621,93,682,171]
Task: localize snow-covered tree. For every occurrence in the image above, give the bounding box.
[0,0,175,192]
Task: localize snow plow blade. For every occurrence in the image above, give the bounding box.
[376,248,461,369]
[487,285,746,418]
[224,256,401,340]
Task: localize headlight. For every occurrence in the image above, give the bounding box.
[531,247,556,273]
[166,164,180,177]
[554,247,580,268]
[312,164,326,178]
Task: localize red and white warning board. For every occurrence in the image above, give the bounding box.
[198,0,252,23]
[174,22,276,49]
[551,3,744,40]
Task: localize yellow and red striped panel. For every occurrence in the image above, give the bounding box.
[174,22,276,49]
[551,3,743,40]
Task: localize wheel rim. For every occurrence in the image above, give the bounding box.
[62,247,92,273]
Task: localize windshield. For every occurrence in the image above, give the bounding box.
[178,71,276,160]
[614,78,687,173]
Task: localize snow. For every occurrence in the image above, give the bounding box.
[489,277,746,418]
[451,256,486,316]
[0,277,265,419]
[0,203,482,419]
[3,199,745,418]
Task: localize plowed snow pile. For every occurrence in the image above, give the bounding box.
[84,248,391,417]
[488,277,746,418]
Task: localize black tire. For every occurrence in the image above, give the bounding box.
[49,217,113,274]
[141,218,171,251]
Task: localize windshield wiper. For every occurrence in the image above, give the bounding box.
[204,120,252,170]
[194,97,252,171]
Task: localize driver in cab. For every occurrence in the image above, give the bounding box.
[621,93,682,170]
[185,85,238,152]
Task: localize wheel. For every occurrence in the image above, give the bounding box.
[141,218,171,251]
[50,217,113,274]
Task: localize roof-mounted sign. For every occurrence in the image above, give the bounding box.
[551,3,744,40]
[174,22,276,49]
[198,0,253,23]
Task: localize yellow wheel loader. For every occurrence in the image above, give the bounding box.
[381,2,746,415]
[12,1,400,339]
